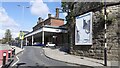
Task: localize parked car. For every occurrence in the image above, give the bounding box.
[46,42,55,47]
[33,42,45,46]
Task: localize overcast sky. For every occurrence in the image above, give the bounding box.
[0,0,67,39]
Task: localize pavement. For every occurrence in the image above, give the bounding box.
[43,47,117,67]
[10,46,24,55]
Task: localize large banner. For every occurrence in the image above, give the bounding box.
[75,12,92,45]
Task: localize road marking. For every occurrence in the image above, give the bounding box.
[11,56,19,66]
[0,65,2,68]
[12,47,25,66]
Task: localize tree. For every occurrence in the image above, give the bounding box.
[3,29,12,44]
[0,39,2,43]
[61,2,76,54]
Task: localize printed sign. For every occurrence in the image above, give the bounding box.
[75,12,92,45]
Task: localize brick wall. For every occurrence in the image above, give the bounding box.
[33,18,64,31]
[51,19,64,26]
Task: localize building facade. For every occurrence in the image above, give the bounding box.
[25,8,68,46]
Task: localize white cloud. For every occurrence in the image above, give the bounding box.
[0,29,5,39]
[0,7,20,39]
[30,0,50,18]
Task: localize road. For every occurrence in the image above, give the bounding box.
[12,46,80,68]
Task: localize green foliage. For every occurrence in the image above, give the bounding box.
[61,2,103,16]
[61,2,66,9]
[61,2,66,12]
[2,29,12,44]
[1,38,7,44]
[61,2,71,12]
[0,39,2,43]
[61,2,114,25]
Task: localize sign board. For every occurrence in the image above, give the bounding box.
[19,31,24,40]
[75,12,92,45]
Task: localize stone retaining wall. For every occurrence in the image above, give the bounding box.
[72,5,120,61]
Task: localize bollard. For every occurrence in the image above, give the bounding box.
[2,52,6,66]
[12,48,15,57]
[8,50,11,62]
[13,48,15,55]
[12,48,14,57]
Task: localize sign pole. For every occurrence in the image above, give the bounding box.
[104,0,107,66]
[21,39,23,49]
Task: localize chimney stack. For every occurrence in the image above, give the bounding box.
[55,8,59,18]
[37,17,43,24]
[48,14,51,18]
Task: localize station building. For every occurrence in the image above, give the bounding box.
[24,8,68,46]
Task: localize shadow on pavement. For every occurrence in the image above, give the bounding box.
[59,46,70,54]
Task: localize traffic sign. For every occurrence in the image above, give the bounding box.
[19,31,24,40]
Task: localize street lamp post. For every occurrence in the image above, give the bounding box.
[17,5,30,48]
[17,5,30,25]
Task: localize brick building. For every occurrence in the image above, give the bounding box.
[24,8,68,46]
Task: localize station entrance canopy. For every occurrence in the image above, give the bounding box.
[24,25,68,45]
[25,25,68,38]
